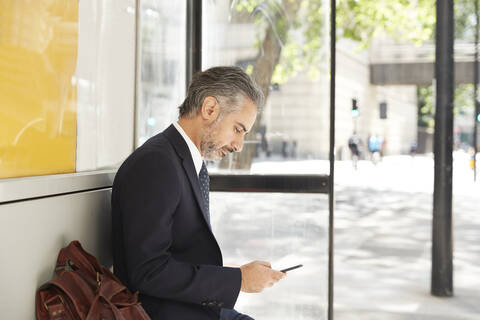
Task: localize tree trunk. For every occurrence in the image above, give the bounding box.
[219,0,300,170]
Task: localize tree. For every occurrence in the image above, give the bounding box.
[219,0,306,169]
[417,0,479,130]
[418,84,474,130]
[222,0,474,169]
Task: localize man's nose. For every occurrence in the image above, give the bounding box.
[232,137,244,152]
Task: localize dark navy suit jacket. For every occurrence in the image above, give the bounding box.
[111,125,242,320]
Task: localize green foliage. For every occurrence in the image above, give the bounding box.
[234,0,324,84]
[418,84,474,129]
[337,0,436,48]
[234,0,261,13]
[234,0,480,92]
[455,0,480,40]
[454,84,474,116]
[234,0,462,84]
[418,86,434,129]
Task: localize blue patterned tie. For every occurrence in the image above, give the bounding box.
[199,162,210,227]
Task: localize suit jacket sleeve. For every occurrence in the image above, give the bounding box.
[118,151,241,309]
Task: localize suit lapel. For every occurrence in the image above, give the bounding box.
[162,125,211,231]
[182,159,212,231]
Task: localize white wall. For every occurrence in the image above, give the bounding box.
[0,189,112,319]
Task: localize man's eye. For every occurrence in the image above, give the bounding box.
[235,127,241,133]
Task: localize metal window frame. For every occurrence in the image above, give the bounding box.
[210,174,329,194]
[186,0,202,90]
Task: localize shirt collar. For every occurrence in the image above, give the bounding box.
[173,122,203,176]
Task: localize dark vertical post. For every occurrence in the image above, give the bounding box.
[474,0,479,181]
[432,0,454,297]
[328,0,336,318]
[186,0,202,89]
[133,0,141,149]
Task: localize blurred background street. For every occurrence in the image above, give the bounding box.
[212,154,480,319]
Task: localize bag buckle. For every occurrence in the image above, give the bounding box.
[96,272,102,288]
[44,295,64,311]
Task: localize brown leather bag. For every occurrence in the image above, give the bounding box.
[36,241,151,320]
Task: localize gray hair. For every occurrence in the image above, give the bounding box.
[179,66,265,119]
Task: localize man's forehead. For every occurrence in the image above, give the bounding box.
[236,105,257,128]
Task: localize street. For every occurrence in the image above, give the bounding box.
[210,153,480,319]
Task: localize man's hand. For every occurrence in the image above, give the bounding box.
[239,261,286,293]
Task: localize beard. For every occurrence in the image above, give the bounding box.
[200,121,231,161]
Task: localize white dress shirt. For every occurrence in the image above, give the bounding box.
[172,122,203,176]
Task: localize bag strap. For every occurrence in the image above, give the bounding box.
[86,295,127,320]
[56,241,101,278]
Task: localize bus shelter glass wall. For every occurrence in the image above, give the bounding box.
[203,0,331,175]
[334,1,480,319]
[0,0,136,178]
[210,192,329,319]
[202,1,330,319]
[135,0,186,147]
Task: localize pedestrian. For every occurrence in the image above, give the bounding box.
[348,132,361,169]
[368,134,383,164]
[111,66,285,320]
[410,141,418,156]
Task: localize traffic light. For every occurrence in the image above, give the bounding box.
[477,111,480,123]
[352,98,359,117]
[380,102,387,119]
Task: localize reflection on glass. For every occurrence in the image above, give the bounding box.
[211,192,329,320]
[136,0,186,147]
[75,0,136,171]
[203,1,330,173]
[0,0,78,178]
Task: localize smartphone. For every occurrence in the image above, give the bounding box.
[280,264,303,273]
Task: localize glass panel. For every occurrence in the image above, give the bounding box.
[203,0,330,175]
[203,2,331,318]
[136,0,186,147]
[211,192,329,319]
[0,0,137,178]
[0,0,78,178]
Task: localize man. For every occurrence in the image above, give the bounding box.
[368,133,383,164]
[348,132,361,169]
[111,66,286,320]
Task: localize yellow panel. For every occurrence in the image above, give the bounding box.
[0,0,78,178]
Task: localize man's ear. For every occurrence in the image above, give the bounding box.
[200,96,220,124]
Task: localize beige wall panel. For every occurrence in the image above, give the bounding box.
[0,189,112,318]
